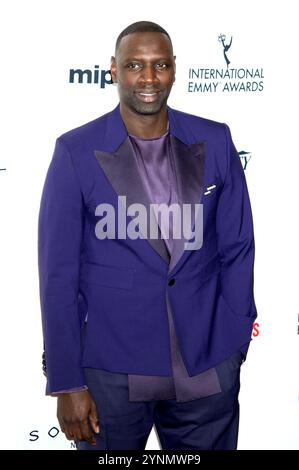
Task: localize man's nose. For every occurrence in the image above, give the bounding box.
[139,65,158,84]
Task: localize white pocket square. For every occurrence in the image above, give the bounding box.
[204,184,216,195]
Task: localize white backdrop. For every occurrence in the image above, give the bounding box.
[0,0,298,450]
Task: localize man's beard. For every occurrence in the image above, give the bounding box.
[120,89,171,115]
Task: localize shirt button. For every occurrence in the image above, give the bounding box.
[168,278,176,286]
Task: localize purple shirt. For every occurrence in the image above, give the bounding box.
[126,131,222,402]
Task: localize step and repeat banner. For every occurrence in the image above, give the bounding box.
[0,0,298,450]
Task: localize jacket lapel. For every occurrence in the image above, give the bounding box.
[168,135,205,273]
[94,138,170,264]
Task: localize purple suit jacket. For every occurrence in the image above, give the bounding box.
[38,104,257,394]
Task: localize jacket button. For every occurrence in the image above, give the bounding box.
[168,278,176,286]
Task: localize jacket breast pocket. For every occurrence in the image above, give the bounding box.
[80,262,135,290]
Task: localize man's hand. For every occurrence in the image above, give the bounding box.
[57,390,100,445]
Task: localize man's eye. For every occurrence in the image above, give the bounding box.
[156,63,168,69]
[127,63,140,70]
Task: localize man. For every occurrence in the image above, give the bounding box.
[38,21,257,450]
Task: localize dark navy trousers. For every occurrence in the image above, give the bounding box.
[76,351,243,450]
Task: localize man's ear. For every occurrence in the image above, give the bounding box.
[110,56,117,83]
[173,55,176,82]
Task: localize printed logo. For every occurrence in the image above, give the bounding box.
[188,34,264,93]
[69,65,112,88]
[239,150,252,170]
[28,425,76,449]
[252,322,260,337]
[218,34,233,68]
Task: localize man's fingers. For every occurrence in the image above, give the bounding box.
[89,415,100,434]
[61,422,82,442]
[56,391,99,444]
[79,419,96,445]
[58,419,66,435]
[89,401,100,434]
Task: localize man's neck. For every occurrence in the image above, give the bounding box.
[120,104,169,139]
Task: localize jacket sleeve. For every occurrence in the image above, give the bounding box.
[38,138,86,394]
[216,124,257,359]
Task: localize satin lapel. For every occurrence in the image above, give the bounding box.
[168,135,205,274]
[94,137,170,264]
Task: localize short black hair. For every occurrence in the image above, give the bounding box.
[115,21,172,54]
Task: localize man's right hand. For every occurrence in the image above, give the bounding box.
[57,390,100,445]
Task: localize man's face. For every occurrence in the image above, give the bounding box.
[111,32,176,116]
